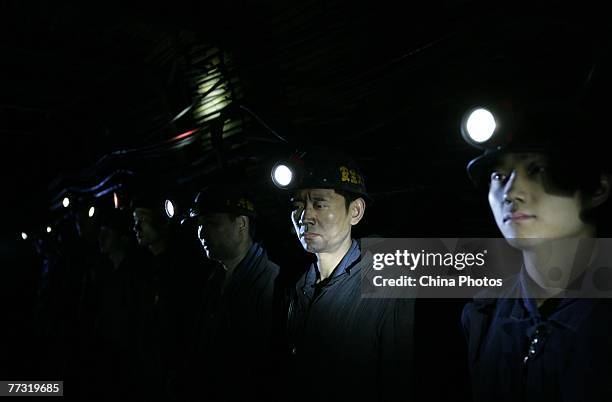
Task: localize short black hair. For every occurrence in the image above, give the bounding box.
[527,152,609,233]
[575,171,612,235]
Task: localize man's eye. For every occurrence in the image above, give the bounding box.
[528,164,547,176]
[490,171,506,182]
[314,202,327,208]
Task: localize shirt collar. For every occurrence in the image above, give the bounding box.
[515,267,595,332]
[227,242,263,283]
[319,239,361,280]
[300,239,361,295]
[517,268,543,320]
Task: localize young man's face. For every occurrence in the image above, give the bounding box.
[488,152,591,246]
[291,188,354,254]
[197,212,242,262]
[132,208,166,247]
[98,225,119,255]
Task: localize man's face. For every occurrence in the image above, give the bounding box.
[98,226,119,255]
[197,212,241,262]
[291,189,354,254]
[132,208,165,247]
[488,152,591,248]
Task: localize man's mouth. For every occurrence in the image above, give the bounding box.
[303,232,320,240]
[503,212,536,223]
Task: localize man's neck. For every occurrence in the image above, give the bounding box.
[222,239,254,277]
[316,237,353,281]
[148,240,168,256]
[522,236,597,306]
[109,249,127,270]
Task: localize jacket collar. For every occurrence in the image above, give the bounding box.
[299,239,361,298]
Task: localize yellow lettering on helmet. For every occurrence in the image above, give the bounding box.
[340,166,350,182]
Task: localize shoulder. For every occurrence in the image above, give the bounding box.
[462,275,520,333]
[351,247,375,274]
[260,251,281,278]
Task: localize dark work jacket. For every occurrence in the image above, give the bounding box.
[136,243,206,401]
[187,242,280,401]
[287,240,415,402]
[95,247,145,346]
[91,247,150,400]
[462,267,612,402]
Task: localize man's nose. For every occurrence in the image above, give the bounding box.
[503,170,527,204]
[300,204,316,225]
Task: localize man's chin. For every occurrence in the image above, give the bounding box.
[506,236,550,250]
[301,239,324,253]
[298,239,309,251]
[205,249,226,264]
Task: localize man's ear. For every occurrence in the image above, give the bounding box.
[349,198,366,226]
[237,215,249,233]
[588,174,610,209]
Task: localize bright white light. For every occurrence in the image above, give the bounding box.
[46,226,52,233]
[273,164,293,187]
[165,200,175,218]
[465,108,496,143]
[62,197,70,208]
[21,232,28,240]
[113,192,119,209]
[88,206,96,218]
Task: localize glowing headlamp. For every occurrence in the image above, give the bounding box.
[271,152,307,190]
[271,163,294,188]
[461,107,501,149]
[164,199,176,219]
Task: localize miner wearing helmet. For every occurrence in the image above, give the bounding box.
[272,149,415,402]
[460,99,612,401]
[181,182,280,401]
